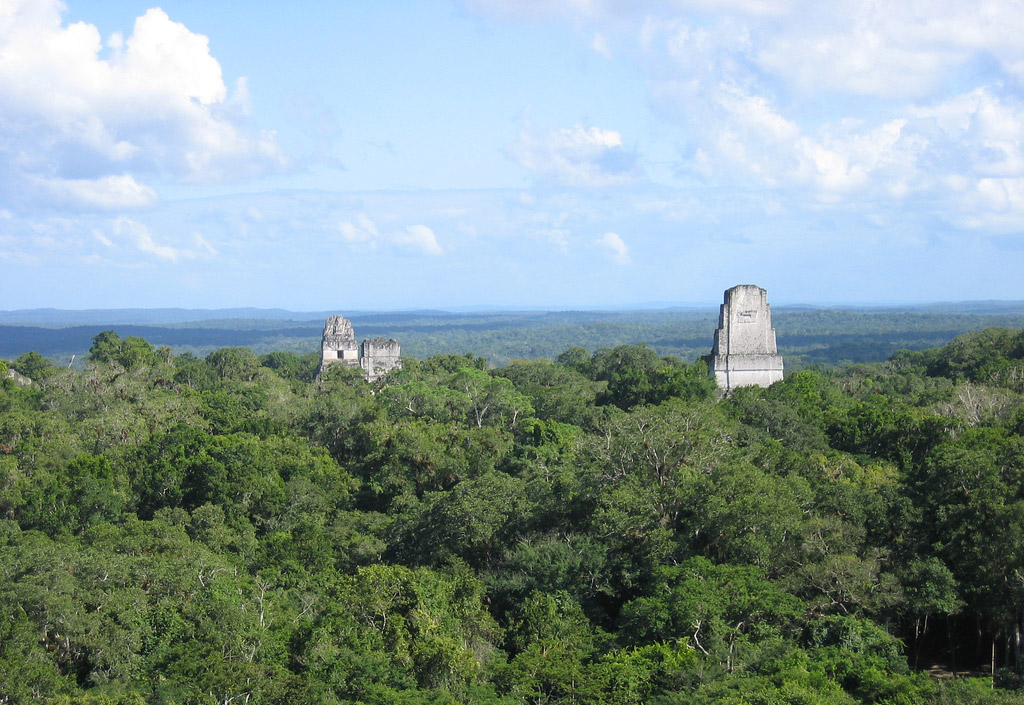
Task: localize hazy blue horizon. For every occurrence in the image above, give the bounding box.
[5,297,1024,326]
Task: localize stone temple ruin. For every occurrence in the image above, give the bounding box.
[705,285,784,394]
[360,337,402,381]
[318,315,402,381]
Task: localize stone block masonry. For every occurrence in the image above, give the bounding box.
[319,315,359,370]
[706,285,784,393]
[361,337,402,381]
[318,315,402,381]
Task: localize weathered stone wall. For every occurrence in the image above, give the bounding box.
[5,368,32,387]
[360,337,402,381]
[317,315,402,381]
[707,285,784,393]
[318,315,359,375]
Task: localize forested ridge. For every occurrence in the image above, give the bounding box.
[3,328,1024,704]
[6,305,1024,369]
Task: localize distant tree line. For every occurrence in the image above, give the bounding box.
[5,308,1024,369]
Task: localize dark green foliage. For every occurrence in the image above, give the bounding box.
[493,359,602,427]
[171,351,217,389]
[13,350,57,379]
[259,350,320,383]
[88,330,159,370]
[6,330,1024,704]
[583,344,716,410]
[206,346,261,381]
[619,558,804,652]
[913,328,1024,387]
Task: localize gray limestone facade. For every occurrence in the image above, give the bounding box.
[360,337,402,381]
[318,315,402,381]
[319,315,359,370]
[706,285,784,393]
[5,367,32,387]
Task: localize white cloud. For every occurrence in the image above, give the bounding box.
[912,89,1024,177]
[469,1,1024,100]
[111,216,215,262]
[953,177,1024,231]
[338,214,379,244]
[42,174,158,210]
[337,215,443,256]
[113,217,182,261]
[688,85,920,194]
[395,224,443,256]
[463,0,792,23]
[793,118,922,196]
[597,231,630,265]
[114,7,226,105]
[0,0,286,212]
[508,123,641,187]
[758,2,1024,98]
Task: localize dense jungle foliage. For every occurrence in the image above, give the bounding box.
[3,327,1024,704]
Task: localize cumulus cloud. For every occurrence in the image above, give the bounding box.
[0,0,286,212]
[596,231,630,265]
[508,123,641,187]
[691,85,925,198]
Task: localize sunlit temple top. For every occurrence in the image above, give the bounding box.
[706,285,784,393]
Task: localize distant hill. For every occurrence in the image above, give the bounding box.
[3,303,1024,369]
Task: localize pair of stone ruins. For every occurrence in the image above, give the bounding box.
[318,284,782,392]
[318,315,402,381]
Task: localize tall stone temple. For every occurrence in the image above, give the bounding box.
[705,285,784,394]
[318,315,402,381]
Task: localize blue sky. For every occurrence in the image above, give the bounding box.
[1,0,1022,310]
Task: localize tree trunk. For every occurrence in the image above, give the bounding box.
[1015,613,1022,672]
[992,637,997,680]
[947,615,958,677]
[913,617,921,670]
[977,615,985,667]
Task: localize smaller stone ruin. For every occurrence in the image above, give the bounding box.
[318,315,402,381]
[361,337,402,381]
[705,284,784,394]
[5,367,32,387]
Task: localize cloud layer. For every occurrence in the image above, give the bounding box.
[3,2,1023,310]
[470,0,1024,233]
